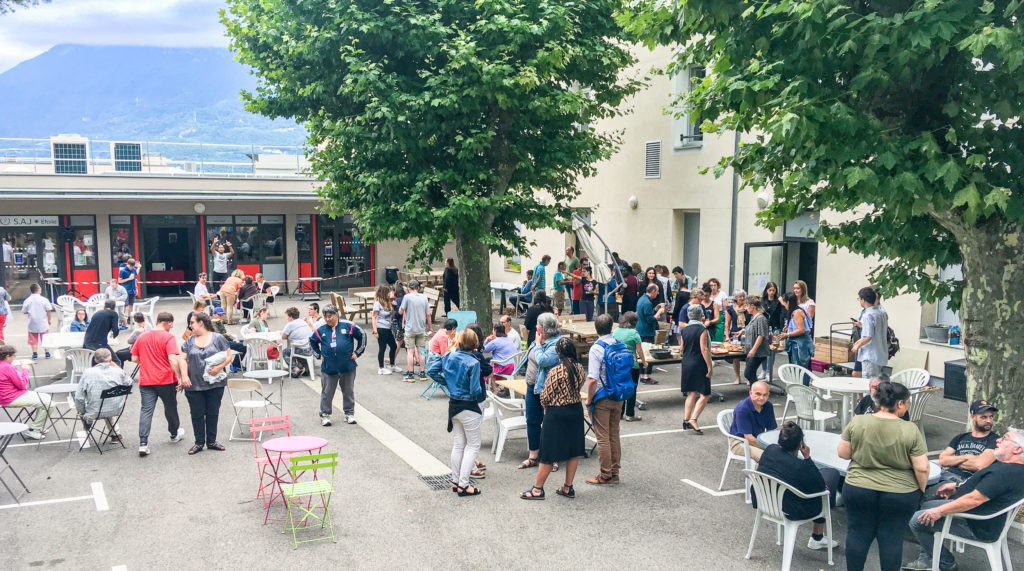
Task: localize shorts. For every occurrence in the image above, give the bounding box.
[27,331,46,345]
[406,333,427,349]
[127,293,137,306]
[861,361,883,379]
[853,361,863,372]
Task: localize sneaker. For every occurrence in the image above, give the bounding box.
[44,352,51,359]
[346,415,356,425]
[640,378,659,385]
[24,429,44,440]
[389,365,403,373]
[636,401,648,411]
[757,369,767,380]
[138,444,150,456]
[403,372,416,383]
[378,367,391,375]
[229,364,239,373]
[32,352,38,359]
[321,416,332,427]
[419,372,430,382]
[119,325,128,331]
[901,558,957,571]
[624,415,642,422]
[170,428,185,443]
[807,536,839,550]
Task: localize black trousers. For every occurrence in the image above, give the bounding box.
[743,356,766,384]
[843,483,922,571]
[184,387,225,446]
[376,327,397,367]
[624,368,641,417]
[443,290,460,313]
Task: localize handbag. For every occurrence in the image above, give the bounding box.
[267,345,280,360]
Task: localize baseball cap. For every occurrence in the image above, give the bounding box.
[408,279,420,289]
[970,400,997,415]
[212,307,225,315]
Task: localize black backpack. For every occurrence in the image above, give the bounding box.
[887,327,900,359]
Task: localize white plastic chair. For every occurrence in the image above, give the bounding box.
[490,350,526,381]
[744,469,834,571]
[227,379,270,441]
[268,286,281,316]
[134,296,160,325]
[240,293,268,322]
[907,387,939,450]
[488,391,527,462]
[932,496,1024,571]
[892,367,930,390]
[778,364,819,420]
[243,338,282,371]
[717,409,753,503]
[787,384,838,432]
[288,341,319,382]
[64,348,96,385]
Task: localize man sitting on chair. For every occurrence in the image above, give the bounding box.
[934,400,998,487]
[902,428,1024,570]
[508,270,535,313]
[729,381,777,463]
[74,348,132,442]
[853,374,909,420]
[754,421,841,552]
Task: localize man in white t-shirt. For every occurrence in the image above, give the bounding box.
[21,283,53,359]
[280,306,315,377]
[499,314,521,349]
[209,237,235,285]
[399,280,431,381]
[2,240,12,264]
[193,273,220,307]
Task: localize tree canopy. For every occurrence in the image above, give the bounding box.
[621,0,1024,423]
[0,0,48,14]
[222,0,639,268]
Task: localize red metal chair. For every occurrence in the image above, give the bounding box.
[248,415,292,507]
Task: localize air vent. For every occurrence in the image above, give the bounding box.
[644,140,662,179]
[112,142,143,172]
[52,141,88,174]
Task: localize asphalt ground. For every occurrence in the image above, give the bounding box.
[0,298,1019,570]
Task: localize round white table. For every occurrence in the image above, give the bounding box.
[0,422,30,497]
[244,369,289,413]
[244,331,283,342]
[34,383,79,439]
[811,376,872,427]
[490,281,519,312]
[41,332,86,351]
[757,429,941,484]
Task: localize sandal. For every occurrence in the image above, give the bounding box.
[207,442,226,451]
[555,485,576,499]
[187,444,204,455]
[475,461,486,471]
[688,420,704,435]
[519,486,545,500]
[457,485,481,497]
[517,458,539,470]
[470,468,486,479]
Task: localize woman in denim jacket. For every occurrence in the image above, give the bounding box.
[428,329,485,496]
[513,312,561,470]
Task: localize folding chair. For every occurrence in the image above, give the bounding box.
[74,385,132,454]
[227,379,270,441]
[282,452,338,549]
[2,405,35,442]
[248,415,291,507]
[419,363,449,401]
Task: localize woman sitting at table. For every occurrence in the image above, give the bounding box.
[254,272,274,303]
[69,309,90,332]
[428,328,485,496]
[237,276,261,315]
[754,421,841,551]
[521,337,586,500]
[680,304,712,434]
[838,381,928,571]
[484,322,518,383]
[243,307,272,337]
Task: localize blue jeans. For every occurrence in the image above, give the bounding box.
[580,299,594,321]
[524,386,543,452]
[571,300,580,315]
[909,500,978,567]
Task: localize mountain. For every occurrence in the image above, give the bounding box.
[0,45,306,146]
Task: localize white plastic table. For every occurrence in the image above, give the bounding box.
[490,281,519,312]
[41,332,86,351]
[0,422,30,498]
[811,376,873,427]
[34,383,79,439]
[244,369,289,413]
[757,429,941,484]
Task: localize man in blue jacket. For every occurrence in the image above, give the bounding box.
[635,284,665,385]
[309,304,365,426]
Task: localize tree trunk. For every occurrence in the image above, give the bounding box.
[957,218,1024,428]
[455,229,493,333]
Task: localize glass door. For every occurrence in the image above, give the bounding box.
[1,229,62,301]
[316,216,371,291]
[743,242,786,296]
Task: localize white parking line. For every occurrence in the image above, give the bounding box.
[0,482,108,512]
[112,566,128,571]
[92,482,108,511]
[300,379,450,477]
[681,479,745,497]
[925,413,966,424]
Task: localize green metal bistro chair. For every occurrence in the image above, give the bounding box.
[281,452,338,549]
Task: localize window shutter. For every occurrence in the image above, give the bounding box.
[644,140,662,179]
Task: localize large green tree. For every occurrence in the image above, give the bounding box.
[223,0,638,330]
[621,0,1024,424]
[0,0,47,14]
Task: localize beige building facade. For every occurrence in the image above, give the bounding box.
[493,47,964,379]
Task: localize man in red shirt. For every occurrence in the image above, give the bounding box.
[131,311,186,456]
[570,257,591,316]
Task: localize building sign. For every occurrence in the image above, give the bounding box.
[110,215,132,225]
[235,215,259,225]
[0,215,60,227]
[261,215,284,224]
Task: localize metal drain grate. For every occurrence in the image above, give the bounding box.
[418,475,477,491]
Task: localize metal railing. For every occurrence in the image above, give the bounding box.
[0,137,311,178]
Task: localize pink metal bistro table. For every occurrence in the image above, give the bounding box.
[261,435,328,524]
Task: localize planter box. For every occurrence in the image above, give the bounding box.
[813,336,855,364]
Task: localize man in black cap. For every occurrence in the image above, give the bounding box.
[934,400,998,486]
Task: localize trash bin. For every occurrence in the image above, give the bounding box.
[385,266,399,285]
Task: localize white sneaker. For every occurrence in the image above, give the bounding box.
[757,369,767,380]
[170,428,185,443]
[24,429,44,440]
[389,365,403,373]
[138,444,150,456]
[807,536,838,550]
[346,415,356,425]
[321,416,332,427]
[378,367,391,375]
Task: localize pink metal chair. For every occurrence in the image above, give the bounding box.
[248,415,292,507]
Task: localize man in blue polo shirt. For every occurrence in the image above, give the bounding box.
[309,304,365,427]
[729,381,776,462]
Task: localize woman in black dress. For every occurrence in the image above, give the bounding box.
[520,337,586,500]
[442,258,459,314]
[680,305,713,434]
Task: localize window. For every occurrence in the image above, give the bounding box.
[68,216,97,268]
[109,215,135,268]
[53,142,88,173]
[935,264,962,327]
[671,65,706,149]
[112,142,142,172]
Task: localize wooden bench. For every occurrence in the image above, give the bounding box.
[423,287,442,324]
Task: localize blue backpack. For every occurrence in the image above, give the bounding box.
[593,339,636,402]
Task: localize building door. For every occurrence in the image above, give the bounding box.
[682,211,700,283]
[139,215,199,296]
[743,242,787,295]
[316,215,371,291]
[1,228,62,301]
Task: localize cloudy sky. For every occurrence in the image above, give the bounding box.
[0,0,228,73]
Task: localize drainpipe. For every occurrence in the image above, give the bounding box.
[728,130,740,293]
